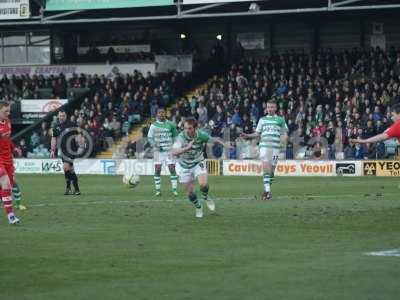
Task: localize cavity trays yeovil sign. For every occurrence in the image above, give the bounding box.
[45,0,174,11]
[223,160,336,176]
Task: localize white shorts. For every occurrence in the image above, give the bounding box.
[259,148,280,166]
[153,151,175,166]
[176,162,208,183]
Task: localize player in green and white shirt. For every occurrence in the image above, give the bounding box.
[147,107,179,196]
[241,100,288,201]
[172,117,232,218]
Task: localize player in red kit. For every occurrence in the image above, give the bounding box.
[351,103,400,145]
[0,101,20,224]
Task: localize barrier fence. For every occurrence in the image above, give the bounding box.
[13,158,400,177]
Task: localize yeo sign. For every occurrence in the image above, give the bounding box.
[363,161,400,176]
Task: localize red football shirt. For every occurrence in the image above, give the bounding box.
[385,120,400,140]
[0,119,13,165]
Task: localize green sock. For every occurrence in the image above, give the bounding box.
[12,183,22,207]
[200,185,209,201]
[263,173,271,192]
[189,193,201,209]
[170,171,178,191]
[154,175,161,191]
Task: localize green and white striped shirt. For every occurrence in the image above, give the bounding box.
[255,115,288,149]
[173,130,211,169]
[147,120,178,152]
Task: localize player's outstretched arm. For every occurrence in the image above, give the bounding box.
[350,133,389,144]
[171,140,194,156]
[240,132,260,139]
[281,132,289,149]
[212,138,234,149]
[147,125,156,148]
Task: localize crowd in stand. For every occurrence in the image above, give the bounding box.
[2,70,187,158]
[160,47,400,160]
[4,47,400,160]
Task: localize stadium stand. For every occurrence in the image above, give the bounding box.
[5,47,400,160]
[130,47,400,160]
[7,70,188,158]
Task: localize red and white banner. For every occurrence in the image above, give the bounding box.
[0,63,155,78]
[21,99,68,113]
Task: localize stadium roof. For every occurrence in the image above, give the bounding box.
[2,0,400,26]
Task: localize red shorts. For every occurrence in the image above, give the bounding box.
[0,163,14,186]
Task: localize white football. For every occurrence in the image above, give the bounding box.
[123,174,140,188]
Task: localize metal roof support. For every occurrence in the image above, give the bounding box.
[180,7,330,18]
[176,0,181,16]
[333,4,400,11]
[180,3,230,15]
[332,0,365,7]
[42,10,85,21]
[0,2,400,26]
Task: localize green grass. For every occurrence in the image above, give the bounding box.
[1,175,400,300]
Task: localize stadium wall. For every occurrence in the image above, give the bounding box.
[15,158,400,177]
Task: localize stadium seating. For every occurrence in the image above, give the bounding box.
[164,48,400,159]
[5,70,187,158]
[6,47,400,160]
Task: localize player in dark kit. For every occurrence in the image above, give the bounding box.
[51,110,81,195]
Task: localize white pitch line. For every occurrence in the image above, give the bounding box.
[28,197,257,208]
[365,249,400,257]
[27,192,400,208]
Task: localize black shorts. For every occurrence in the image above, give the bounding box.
[61,155,74,166]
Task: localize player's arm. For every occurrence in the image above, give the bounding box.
[147,125,156,148]
[11,141,22,157]
[241,119,262,139]
[171,122,179,138]
[50,136,57,158]
[281,119,289,148]
[0,123,8,138]
[169,122,179,148]
[350,133,389,144]
[281,131,289,149]
[240,131,260,139]
[171,139,194,156]
[210,137,234,149]
[50,126,59,158]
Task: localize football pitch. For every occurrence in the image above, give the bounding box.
[1,175,400,300]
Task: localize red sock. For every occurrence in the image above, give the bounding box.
[0,190,13,215]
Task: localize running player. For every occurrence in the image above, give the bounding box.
[241,100,288,201]
[0,101,20,224]
[51,110,81,195]
[172,117,232,218]
[147,107,179,196]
